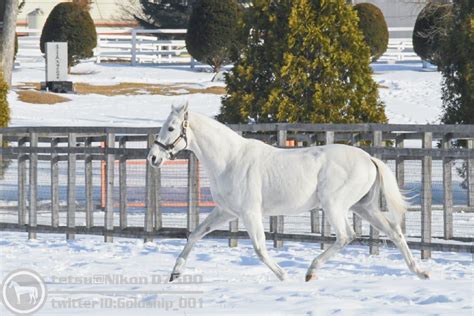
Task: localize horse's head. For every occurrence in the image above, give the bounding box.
[8,281,18,288]
[147,103,189,168]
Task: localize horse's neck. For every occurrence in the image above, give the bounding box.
[187,112,244,176]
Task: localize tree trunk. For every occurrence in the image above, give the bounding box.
[0,0,19,86]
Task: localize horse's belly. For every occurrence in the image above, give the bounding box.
[261,181,320,215]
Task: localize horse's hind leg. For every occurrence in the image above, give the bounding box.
[241,211,287,281]
[170,206,235,282]
[306,207,355,282]
[353,205,429,279]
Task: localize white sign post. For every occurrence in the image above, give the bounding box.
[41,42,73,93]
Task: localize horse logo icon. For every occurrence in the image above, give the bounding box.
[1,269,47,314]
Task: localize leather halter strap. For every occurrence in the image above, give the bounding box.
[153,112,189,160]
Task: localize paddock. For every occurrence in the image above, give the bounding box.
[0,123,473,258]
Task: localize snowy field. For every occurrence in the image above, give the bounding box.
[0,232,472,315]
[1,40,472,316]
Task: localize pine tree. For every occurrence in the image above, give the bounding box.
[220,0,386,124]
[441,0,473,124]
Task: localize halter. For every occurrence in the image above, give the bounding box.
[154,112,189,160]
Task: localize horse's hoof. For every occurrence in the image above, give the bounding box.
[169,273,181,282]
[305,274,317,282]
[417,271,430,280]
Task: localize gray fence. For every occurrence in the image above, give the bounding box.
[0,124,473,258]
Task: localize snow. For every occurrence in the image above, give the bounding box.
[0,232,472,315]
[9,52,444,127]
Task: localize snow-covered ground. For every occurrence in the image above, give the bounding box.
[1,39,472,316]
[8,42,443,127]
[0,232,472,316]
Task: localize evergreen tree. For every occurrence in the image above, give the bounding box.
[441,0,473,124]
[413,2,452,67]
[354,3,388,62]
[219,0,292,123]
[186,0,241,74]
[40,2,97,68]
[132,0,197,29]
[0,72,10,128]
[220,0,386,124]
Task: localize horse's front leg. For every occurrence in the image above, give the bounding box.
[170,206,236,282]
[241,210,287,281]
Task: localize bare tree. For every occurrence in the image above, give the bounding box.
[0,0,19,86]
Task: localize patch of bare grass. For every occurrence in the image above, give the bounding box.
[16,90,71,104]
[74,82,226,96]
[14,82,226,97]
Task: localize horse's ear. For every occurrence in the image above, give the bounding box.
[171,104,178,113]
[183,102,189,113]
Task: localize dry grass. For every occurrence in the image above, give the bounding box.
[16,90,71,104]
[14,82,226,96]
[73,82,226,96]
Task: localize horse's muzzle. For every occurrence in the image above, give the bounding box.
[148,154,163,168]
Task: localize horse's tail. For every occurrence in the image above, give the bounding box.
[370,156,408,226]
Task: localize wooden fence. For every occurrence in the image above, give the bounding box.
[0,124,473,257]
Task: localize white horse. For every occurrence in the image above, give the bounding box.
[147,104,429,282]
[8,281,38,304]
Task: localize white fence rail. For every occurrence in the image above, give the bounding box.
[379,27,419,63]
[16,27,420,66]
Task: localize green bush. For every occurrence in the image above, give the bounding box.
[354,3,388,62]
[0,72,10,128]
[413,2,452,66]
[186,0,241,73]
[40,2,97,68]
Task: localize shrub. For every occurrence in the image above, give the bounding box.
[40,2,97,68]
[354,3,388,62]
[413,2,452,66]
[220,0,386,124]
[186,0,241,74]
[0,72,10,128]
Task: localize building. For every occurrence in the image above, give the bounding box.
[17,0,137,30]
[353,0,428,29]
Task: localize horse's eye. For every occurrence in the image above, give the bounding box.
[168,127,175,132]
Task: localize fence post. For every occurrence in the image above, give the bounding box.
[187,152,199,232]
[310,210,320,234]
[29,132,38,240]
[84,137,93,228]
[154,164,162,231]
[468,139,474,208]
[421,132,432,259]
[131,29,137,66]
[270,129,287,248]
[320,131,334,250]
[145,135,155,242]
[442,134,453,240]
[370,130,382,255]
[119,137,127,230]
[352,133,362,237]
[395,134,406,234]
[51,137,59,228]
[18,137,27,226]
[104,133,115,242]
[67,133,77,240]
